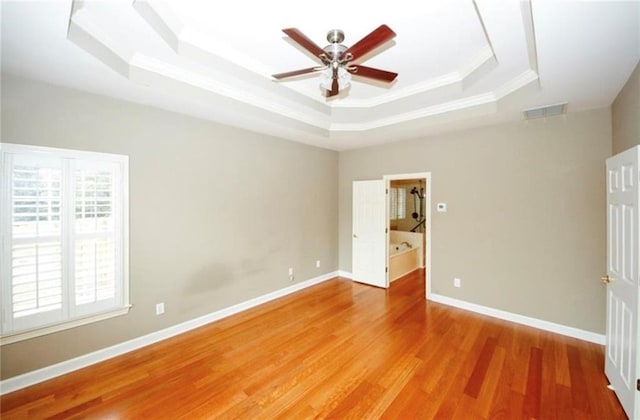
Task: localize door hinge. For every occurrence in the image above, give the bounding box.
[637,378,640,391]
[385,267,388,273]
[385,188,388,194]
[385,228,388,233]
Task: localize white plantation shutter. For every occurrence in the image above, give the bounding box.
[73,162,121,316]
[9,159,65,331]
[389,187,406,220]
[1,145,128,336]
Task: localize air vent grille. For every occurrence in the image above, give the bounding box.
[523,103,567,120]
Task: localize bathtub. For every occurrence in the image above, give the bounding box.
[389,242,420,282]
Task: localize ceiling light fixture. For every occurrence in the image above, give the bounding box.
[272,26,398,98]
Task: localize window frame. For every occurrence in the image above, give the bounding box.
[0,143,130,345]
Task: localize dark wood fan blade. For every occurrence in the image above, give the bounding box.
[272,67,321,79]
[282,28,326,58]
[348,65,398,82]
[343,24,396,62]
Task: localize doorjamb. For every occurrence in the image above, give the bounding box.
[383,172,432,299]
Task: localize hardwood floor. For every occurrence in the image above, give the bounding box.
[1,270,626,419]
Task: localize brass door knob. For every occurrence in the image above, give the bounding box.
[601,275,612,284]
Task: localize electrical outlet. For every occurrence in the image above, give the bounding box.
[156,302,165,315]
[454,278,461,288]
[316,260,321,268]
[288,267,294,282]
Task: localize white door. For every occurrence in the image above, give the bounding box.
[352,180,387,288]
[605,145,639,420]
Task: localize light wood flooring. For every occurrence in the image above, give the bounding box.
[0,270,627,419]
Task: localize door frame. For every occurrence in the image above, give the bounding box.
[383,172,432,299]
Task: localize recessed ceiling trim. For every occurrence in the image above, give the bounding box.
[131,0,324,113]
[68,8,542,137]
[330,93,496,132]
[334,46,495,109]
[493,69,539,99]
[457,45,496,80]
[520,0,540,83]
[131,0,182,52]
[472,0,498,63]
[67,9,131,78]
[133,0,498,111]
[67,11,331,132]
[129,55,330,129]
[133,0,271,76]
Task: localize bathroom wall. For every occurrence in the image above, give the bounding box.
[390,179,426,232]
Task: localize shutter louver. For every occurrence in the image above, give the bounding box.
[10,165,63,320]
[74,169,117,306]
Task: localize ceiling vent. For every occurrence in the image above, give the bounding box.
[523,103,567,120]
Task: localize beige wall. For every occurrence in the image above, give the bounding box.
[0,74,339,379]
[612,61,640,154]
[339,108,611,334]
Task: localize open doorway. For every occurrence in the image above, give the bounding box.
[384,173,431,298]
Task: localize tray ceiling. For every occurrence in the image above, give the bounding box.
[2,0,639,150]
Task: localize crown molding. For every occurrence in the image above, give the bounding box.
[133,0,500,111]
[493,69,539,99]
[333,46,495,109]
[67,0,540,137]
[330,93,496,132]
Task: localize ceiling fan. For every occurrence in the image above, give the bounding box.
[272,24,398,98]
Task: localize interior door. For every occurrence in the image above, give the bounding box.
[605,145,639,420]
[352,180,387,288]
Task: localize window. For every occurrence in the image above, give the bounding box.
[390,187,406,220]
[1,143,129,341]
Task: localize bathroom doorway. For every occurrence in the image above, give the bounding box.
[384,172,431,298]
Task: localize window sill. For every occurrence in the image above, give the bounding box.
[0,305,132,346]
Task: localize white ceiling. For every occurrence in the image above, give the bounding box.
[2,0,639,150]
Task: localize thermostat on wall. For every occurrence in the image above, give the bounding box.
[437,203,447,212]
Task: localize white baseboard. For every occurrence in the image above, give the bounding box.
[337,270,353,279]
[0,271,338,395]
[429,293,605,345]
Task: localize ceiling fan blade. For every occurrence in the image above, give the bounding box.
[348,65,398,82]
[282,28,326,59]
[272,67,322,79]
[343,24,396,62]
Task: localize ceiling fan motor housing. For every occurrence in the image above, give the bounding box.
[326,29,344,44]
[323,43,347,61]
[322,29,347,61]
